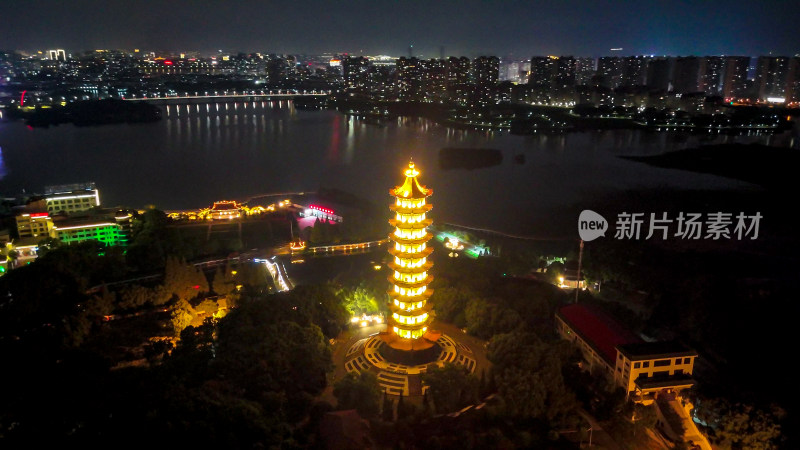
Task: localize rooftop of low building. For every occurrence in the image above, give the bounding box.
[617,341,698,361]
[557,303,642,365]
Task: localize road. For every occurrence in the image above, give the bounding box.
[254,257,293,292]
[659,398,712,450]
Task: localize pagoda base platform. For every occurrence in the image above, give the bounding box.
[342,333,477,396]
[378,339,441,366]
[377,329,441,350]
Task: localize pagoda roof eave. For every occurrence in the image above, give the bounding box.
[386,318,432,331]
[388,246,434,259]
[390,177,432,199]
[388,218,432,229]
[389,234,434,246]
[388,289,434,301]
[389,204,433,214]
[387,261,434,273]
[389,302,433,316]
[388,275,434,289]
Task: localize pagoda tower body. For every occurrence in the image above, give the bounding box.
[381,162,440,352]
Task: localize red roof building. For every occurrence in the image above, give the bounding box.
[555,303,641,371]
[556,304,698,402]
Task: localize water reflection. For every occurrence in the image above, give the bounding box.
[345,116,355,164]
[2,100,787,237]
[195,116,201,145]
[0,146,7,180]
[328,115,341,161]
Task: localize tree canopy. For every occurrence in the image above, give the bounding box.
[422,363,478,414]
[333,371,381,418]
[487,331,578,425]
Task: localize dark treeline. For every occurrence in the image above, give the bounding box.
[11,99,162,128]
[0,244,353,447]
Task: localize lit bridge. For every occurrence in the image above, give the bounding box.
[305,238,389,256]
[123,90,329,104]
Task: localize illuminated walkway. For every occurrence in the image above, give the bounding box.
[305,238,389,255]
[255,257,293,292]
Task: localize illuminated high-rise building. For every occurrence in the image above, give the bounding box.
[396,57,421,100]
[786,57,800,104]
[420,58,448,100]
[385,162,435,348]
[646,57,674,91]
[597,56,624,88]
[47,49,67,62]
[672,56,702,93]
[343,56,370,90]
[722,56,750,99]
[529,56,555,90]
[552,56,576,91]
[529,55,577,90]
[446,56,471,103]
[621,56,649,87]
[755,56,791,102]
[575,57,596,85]
[700,56,725,96]
[473,56,500,87]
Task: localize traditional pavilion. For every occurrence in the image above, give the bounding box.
[380,162,440,352]
[207,200,242,220]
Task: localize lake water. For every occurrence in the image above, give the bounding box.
[0,100,781,237]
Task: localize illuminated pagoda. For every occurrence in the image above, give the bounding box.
[341,161,478,395]
[380,162,440,353]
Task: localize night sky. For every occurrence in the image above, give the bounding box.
[2,0,799,57]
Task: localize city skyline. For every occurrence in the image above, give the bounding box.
[2,0,799,57]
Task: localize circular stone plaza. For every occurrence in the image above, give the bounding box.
[339,162,485,396]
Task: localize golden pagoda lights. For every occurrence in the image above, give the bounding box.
[387,162,435,343]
